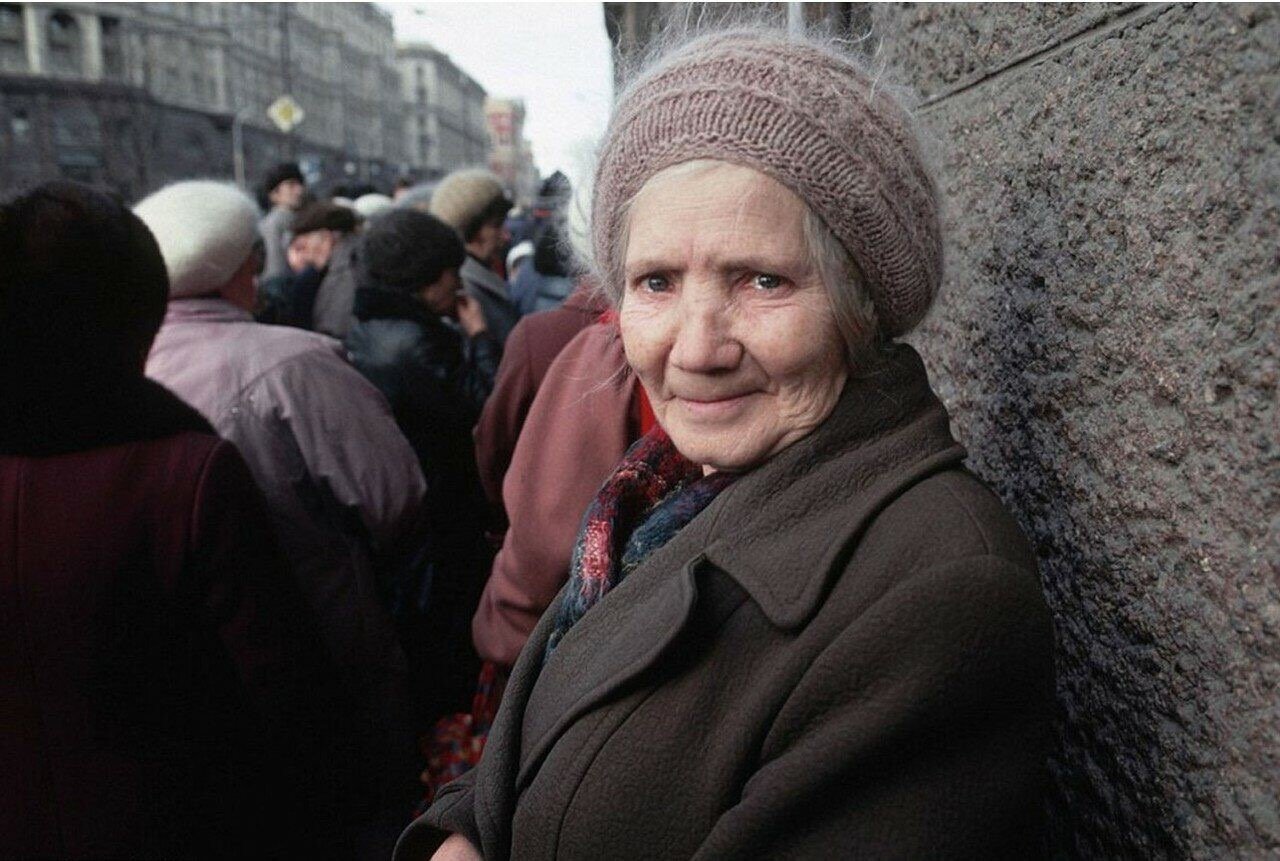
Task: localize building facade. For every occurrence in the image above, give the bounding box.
[397,41,488,181]
[484,96,538,207]
[0,2,408,200]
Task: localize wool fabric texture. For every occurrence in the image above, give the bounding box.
[545,427,735,660]
[593,29,942,337]
[133,181,260,298]
[430,169,511,234]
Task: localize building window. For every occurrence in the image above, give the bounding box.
[0,4,23,72]
[47,11,81,76]
[10,107,30,141]
[101,16,123,80]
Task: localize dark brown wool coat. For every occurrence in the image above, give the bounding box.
[398,345,1055,860]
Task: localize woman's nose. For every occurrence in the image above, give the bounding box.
[669,292,742,373]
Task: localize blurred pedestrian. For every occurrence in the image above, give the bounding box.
[1,180,338,858]
[430,169,520,344]
[472,320,648,670]
[344,208,499,726]
[257,199,362,336]
[473,281,609,520]
[257,161,307,280]
[135,180,426,846]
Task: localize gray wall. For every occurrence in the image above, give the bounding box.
[863,3,1278,857]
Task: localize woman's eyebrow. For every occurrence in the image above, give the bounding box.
[712,255,809,275]
[624,256,675,275]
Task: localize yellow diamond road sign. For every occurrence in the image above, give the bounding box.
[267,96,305,133]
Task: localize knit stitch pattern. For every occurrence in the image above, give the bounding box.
[593,29,941,337]
[545,427,735,660]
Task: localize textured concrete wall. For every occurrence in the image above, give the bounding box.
[862,3,1278,857]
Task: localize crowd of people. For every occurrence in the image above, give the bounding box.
[2,153,607,857]
[3,23,1054,861]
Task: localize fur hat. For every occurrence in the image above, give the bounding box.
[291,201,358,236]
[260,161,304,198]
[359,208,465,294]
[430,169,512,240]
[593,29,941,338]
[133,181,260,299]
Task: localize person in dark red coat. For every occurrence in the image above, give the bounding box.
[472,281,608,524]
[0,181,341,858]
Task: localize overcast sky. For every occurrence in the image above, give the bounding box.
[384,2,616,190]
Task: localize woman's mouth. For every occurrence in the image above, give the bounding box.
[674,392,758,420]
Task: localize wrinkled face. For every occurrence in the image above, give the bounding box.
[420,266,462,317]
[620,162,848,473]
[269,178,305,211]
[468,216,510,264]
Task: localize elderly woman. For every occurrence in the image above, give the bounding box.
[399,29,1054,861]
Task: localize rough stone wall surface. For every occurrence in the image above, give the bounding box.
[863,3,1278,857]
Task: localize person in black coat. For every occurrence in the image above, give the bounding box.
[345,208,500,725]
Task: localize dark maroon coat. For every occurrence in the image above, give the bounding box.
[1,378,339,858]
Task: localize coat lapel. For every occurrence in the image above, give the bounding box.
[514,503,720,790]
[702,344,967,629]
[471,508,719,858]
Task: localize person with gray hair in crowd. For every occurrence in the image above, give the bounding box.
[134,180,427,856]
[400,25,1053,861]
[430,168,521,346]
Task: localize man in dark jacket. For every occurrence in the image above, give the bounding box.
[345,208,500,725]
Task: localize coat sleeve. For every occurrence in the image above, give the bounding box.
[472,326,633,667]
[254,349,426,551]
[394,768,483,860]
[691,554,1055,861]
[473,319,537,511]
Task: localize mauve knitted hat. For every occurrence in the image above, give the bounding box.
[593,29,942,337]
[133,181,260,299]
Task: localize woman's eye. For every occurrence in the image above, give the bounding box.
[751,273,784,291]
[643,274,670,292]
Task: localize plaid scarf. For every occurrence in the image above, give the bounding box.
[545,427,736,660]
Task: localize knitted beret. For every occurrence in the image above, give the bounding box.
[593,30,942,337]
[430,169,512,236]
[133,180,260,298]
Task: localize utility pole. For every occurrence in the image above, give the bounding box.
[279,2,294,159]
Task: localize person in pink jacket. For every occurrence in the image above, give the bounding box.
[472,320,646,668]
[135,180,427,852]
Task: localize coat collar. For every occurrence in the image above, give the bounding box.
[701,343,967,628]
[0,374,213,456]
[461,255,511,302]
[163,296,253,325]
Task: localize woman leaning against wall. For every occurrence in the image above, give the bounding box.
[398,26,1055,861]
